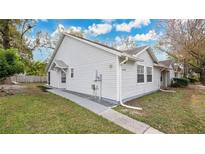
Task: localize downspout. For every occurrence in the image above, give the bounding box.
[119,57,142,110]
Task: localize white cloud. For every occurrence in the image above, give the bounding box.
[85,23,112,36]
[51,24,83,38]
[115,19,151,32]
[66,26,82,33]
[130,30,157,41]
[51,24,65,38]
[113,30,157,50]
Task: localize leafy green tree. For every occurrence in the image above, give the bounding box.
[0,19,53,60]
[0,48,24,80]
[26,61,46,76]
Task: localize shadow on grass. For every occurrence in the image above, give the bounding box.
[37,85,51,92]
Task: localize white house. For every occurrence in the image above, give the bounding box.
[158,60,183,87]
[46,33,178,104]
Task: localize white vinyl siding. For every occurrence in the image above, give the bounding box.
[121,50,161,101]
[137,65,144,83]
[50,36,118,101]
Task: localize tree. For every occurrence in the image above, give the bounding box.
[0,19,55,60]
[112,36,137,50]
[26,61,46,76]
[157,19,205,84]
[0,20,11,49]
[0,48,24,80]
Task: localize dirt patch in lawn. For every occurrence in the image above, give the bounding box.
[0,84,26,97]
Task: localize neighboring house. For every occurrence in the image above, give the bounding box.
[159,60,183,87]
[46,33,180,104]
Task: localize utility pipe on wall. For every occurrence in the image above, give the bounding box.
[119,57,142,111]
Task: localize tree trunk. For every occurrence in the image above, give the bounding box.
[200,64,205,85]
[1,20,10,49]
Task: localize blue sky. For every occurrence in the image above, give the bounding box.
[32,19,167,61]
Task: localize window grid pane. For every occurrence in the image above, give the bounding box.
[137,65,144,83]
[61,71,66,83]
[146,67,152,82]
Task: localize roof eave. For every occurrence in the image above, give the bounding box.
[46,34,65,72]
[154,63,169,69]
[121,53,143,61]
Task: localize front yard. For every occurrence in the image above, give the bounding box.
[0,84,130,134]
[115,86,205,133]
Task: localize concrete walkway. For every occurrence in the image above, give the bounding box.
[48,88,163,134]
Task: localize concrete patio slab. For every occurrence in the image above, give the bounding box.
[48,89,108,114]
[100,109,151,134]
[48,88,163,134]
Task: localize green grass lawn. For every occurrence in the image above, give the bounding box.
[0,84,130,134]
[115,87,205,134]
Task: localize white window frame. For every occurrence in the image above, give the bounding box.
[146,66,153,83]
[137,65,145,83]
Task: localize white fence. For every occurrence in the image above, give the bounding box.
[11,75,47,83]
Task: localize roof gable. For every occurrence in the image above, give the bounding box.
[46,33,159,71]
[135,47,158,63]
[159,60,173,67]
[122,46,158,63]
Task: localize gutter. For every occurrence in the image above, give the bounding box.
[119,56,142,110]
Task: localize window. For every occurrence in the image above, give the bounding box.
[137,65,144,83]
[147,67,152,82]
[61,71,66,83]
[71,68,74,78]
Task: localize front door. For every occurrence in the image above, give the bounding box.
[59,70,66,89]
[160,71,167,87]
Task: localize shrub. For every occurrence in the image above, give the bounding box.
[188,77,198,83]
[0,48,24,80]
[171,78,189,87]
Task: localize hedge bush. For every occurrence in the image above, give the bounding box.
[171,78,189,87]
[187,77,198,83]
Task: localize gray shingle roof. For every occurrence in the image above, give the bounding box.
[122,46,149,55]
[54,60,68,68]
[159,60,173,67]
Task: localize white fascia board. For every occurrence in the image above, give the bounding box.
[135,46,150,56]
[154,63,169,69]
[121,53,142,61]
[135,46,158,63]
